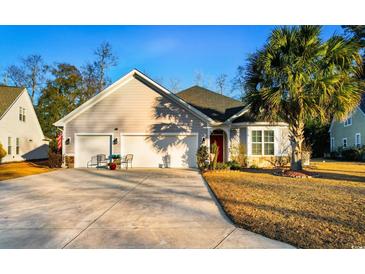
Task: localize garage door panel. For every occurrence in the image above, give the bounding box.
[121,134,197,168]
[75,135,112,168]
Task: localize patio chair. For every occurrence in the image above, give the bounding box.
[87,154,108,168]
[121,154,133,170]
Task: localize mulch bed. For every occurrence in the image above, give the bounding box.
[273,169,319,178]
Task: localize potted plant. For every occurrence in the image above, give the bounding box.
[109,162,117,170]
[111,154,121,168]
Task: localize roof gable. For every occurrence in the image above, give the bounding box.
[328,92,365,132]
[176,86,245,122]
[0,86,25,119]
[54,69,216,127]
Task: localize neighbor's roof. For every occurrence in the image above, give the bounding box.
[176,86,245,122]
[0,85,25,118]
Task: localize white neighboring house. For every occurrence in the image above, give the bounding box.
[0,86,49,163]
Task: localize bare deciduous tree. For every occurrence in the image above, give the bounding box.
[169,77,181,93]
[194,71,204,86]
[231,66,246,100]
[94,42,118,93]
[154,76,164,85]
[79,62,99,104]
[5,54,48,104]
[215,73,227,95]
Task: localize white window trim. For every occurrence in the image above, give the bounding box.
[330,137,335,152]
[355,133,361,147]
[342,138,348,148]
[19,107,23,121]
[263,130,275,155]
[344,116,352,127]
[8,136,12,155]
[248,128,277,156]
[16,137,20,155]
[251,130,263,155]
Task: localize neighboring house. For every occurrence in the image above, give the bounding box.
[329,94,365,152]
[54,69,290,168]
[0,86,49,163]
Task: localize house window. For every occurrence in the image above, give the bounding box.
[16,138,20,155]
[355,133,361,148]
[264,130,275,155]
[8,137,12,155]
[19,107,25,122]
[252,130,275,155]
[19,107,23,121]
[343,138,348,148]
[252,130,262,155]
[344,116,352,127]
[331,137,335,152]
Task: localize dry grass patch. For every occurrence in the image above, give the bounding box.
[0,161,53,181]
[203,161,365,249]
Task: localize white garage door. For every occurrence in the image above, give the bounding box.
[121,134,198,168]
[75,135,112,168]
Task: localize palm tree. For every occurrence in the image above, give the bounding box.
[244,26,363,170]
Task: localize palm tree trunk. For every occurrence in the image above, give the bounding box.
[289,122,305,171]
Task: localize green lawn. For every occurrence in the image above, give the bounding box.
[203,160,365,249]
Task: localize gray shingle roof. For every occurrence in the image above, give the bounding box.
[0,86,24,118]
[176,86,245,122]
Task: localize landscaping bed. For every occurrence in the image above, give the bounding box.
[203,161,365,248]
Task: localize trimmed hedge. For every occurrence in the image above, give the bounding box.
[331,146,365,162]
[48,152,62,168]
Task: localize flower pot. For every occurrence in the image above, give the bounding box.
[109,163,117,170]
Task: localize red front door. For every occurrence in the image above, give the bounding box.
[210,133,224,163]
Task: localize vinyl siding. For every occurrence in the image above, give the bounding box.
[329,107,365,151]
[0,90,48,162]
[230,127,247,152]
[64,76,207,155]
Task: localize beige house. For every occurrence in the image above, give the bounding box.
[0,86,49,163]
[54,69,290,168]
[329,95,365,151]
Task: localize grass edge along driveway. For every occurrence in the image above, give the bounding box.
[203,161,365,249]
[0,161,53,181]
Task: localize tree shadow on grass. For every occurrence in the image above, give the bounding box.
[240,167,365,183]
[220,198,364,231]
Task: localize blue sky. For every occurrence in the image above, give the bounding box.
[0,25,343,98]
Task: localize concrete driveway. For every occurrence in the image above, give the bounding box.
[0,168,294,248]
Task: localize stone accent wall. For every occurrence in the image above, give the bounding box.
[246,156,290,168]
[64,155,74,168]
